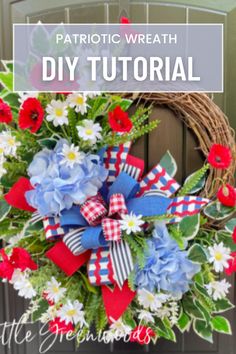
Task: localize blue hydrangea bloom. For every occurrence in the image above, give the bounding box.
[25,139,108,216]
[135,223,200,297]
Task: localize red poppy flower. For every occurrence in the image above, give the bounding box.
[10,247,38,272]
[225,251,236,276]
[48,318,75,335]
[19,97,44,133]
[232,227,236,244]
[217,184,236,207]
[0,98,13,124]
[108,106,133,133]
[0,249,14,280]
[120,17,131,24]
[130,326,155,345]
[208,144,232,169]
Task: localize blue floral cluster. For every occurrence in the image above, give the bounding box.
[26,139,108,216]
[135,223,200,297]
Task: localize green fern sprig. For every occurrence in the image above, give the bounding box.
[178,164,209,196]
[95,302,108,334]
[128,270,136,291]
[68,108,79,144]
[123,234,146,269]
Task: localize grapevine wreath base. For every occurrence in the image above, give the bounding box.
[125,92,236,198]
[0,86,236,346]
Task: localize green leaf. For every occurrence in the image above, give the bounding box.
[78,271,98,294]
[31,25,50,56]
[225,218,236,233]
[204,201,235,220]
[188,244,208,263]
[179,214,200,240]
[159,150,177,177]
[177,310,191,333]
[0,199,11,222]
[32,299,49,322]
[193,319,213,343]
[183,171,206,194]
[194,299,211,324]
[0,72,13,91]
[39,138,58,149]
[213,298,234,313]
[216,230,236,252]
[25,221,43,236]
[178,165,209,196]
[155,318,176,342]
[211,316,231,334]
[169,225,185,249]
[182,296,204,319]
[108,99,133,112]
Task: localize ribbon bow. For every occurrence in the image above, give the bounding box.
[60,171,171,256]
[80,193,127,242]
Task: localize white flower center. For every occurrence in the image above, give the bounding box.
[85,129,93,136]
[8,138,15,146]
[67,309,76,317]
[67,152,76,161]
[55,108,63,117]
[76,96,84,105]
[215,252,223,261]
[52,286,59,293]
[128,220,135,227]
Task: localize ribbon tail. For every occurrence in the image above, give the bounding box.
[46,241,91,276]
[137,164,180,197]
[102,281,136,323]
[110,240,134,289]
[167,196,210,223]
[4,177,36,212]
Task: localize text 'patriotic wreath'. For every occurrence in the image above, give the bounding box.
[0,83,236,346]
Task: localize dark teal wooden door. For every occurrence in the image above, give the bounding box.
[0,1,235,354]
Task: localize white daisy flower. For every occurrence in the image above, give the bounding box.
[120,212,144,235]
[18,92,38,105]
[138,289,169,312]
[137,310,155,324]
[109,318,132,338]
[11,270,36,299]
[206,279,231,301]
[67,93,89,114]
[46,100,68,127]
[0,131,21,157]
[60,143,85,168]
[77,119,102,144]
[57,300,87,327]
[45,277,67,304]
[208,243,232,273]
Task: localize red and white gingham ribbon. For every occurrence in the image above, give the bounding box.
[80,193,128,241]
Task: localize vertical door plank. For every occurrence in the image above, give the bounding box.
[149,4,186,23]
[148,106,184,183]
[68,4,106,23]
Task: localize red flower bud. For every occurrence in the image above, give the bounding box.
[217,184,236,207]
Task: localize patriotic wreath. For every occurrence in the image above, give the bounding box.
[0,82,236,345]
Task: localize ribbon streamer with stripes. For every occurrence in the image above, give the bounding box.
[137,163,180,197]
[110,240,134,289]
[63,227,86,256]
[167,196,209,223]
